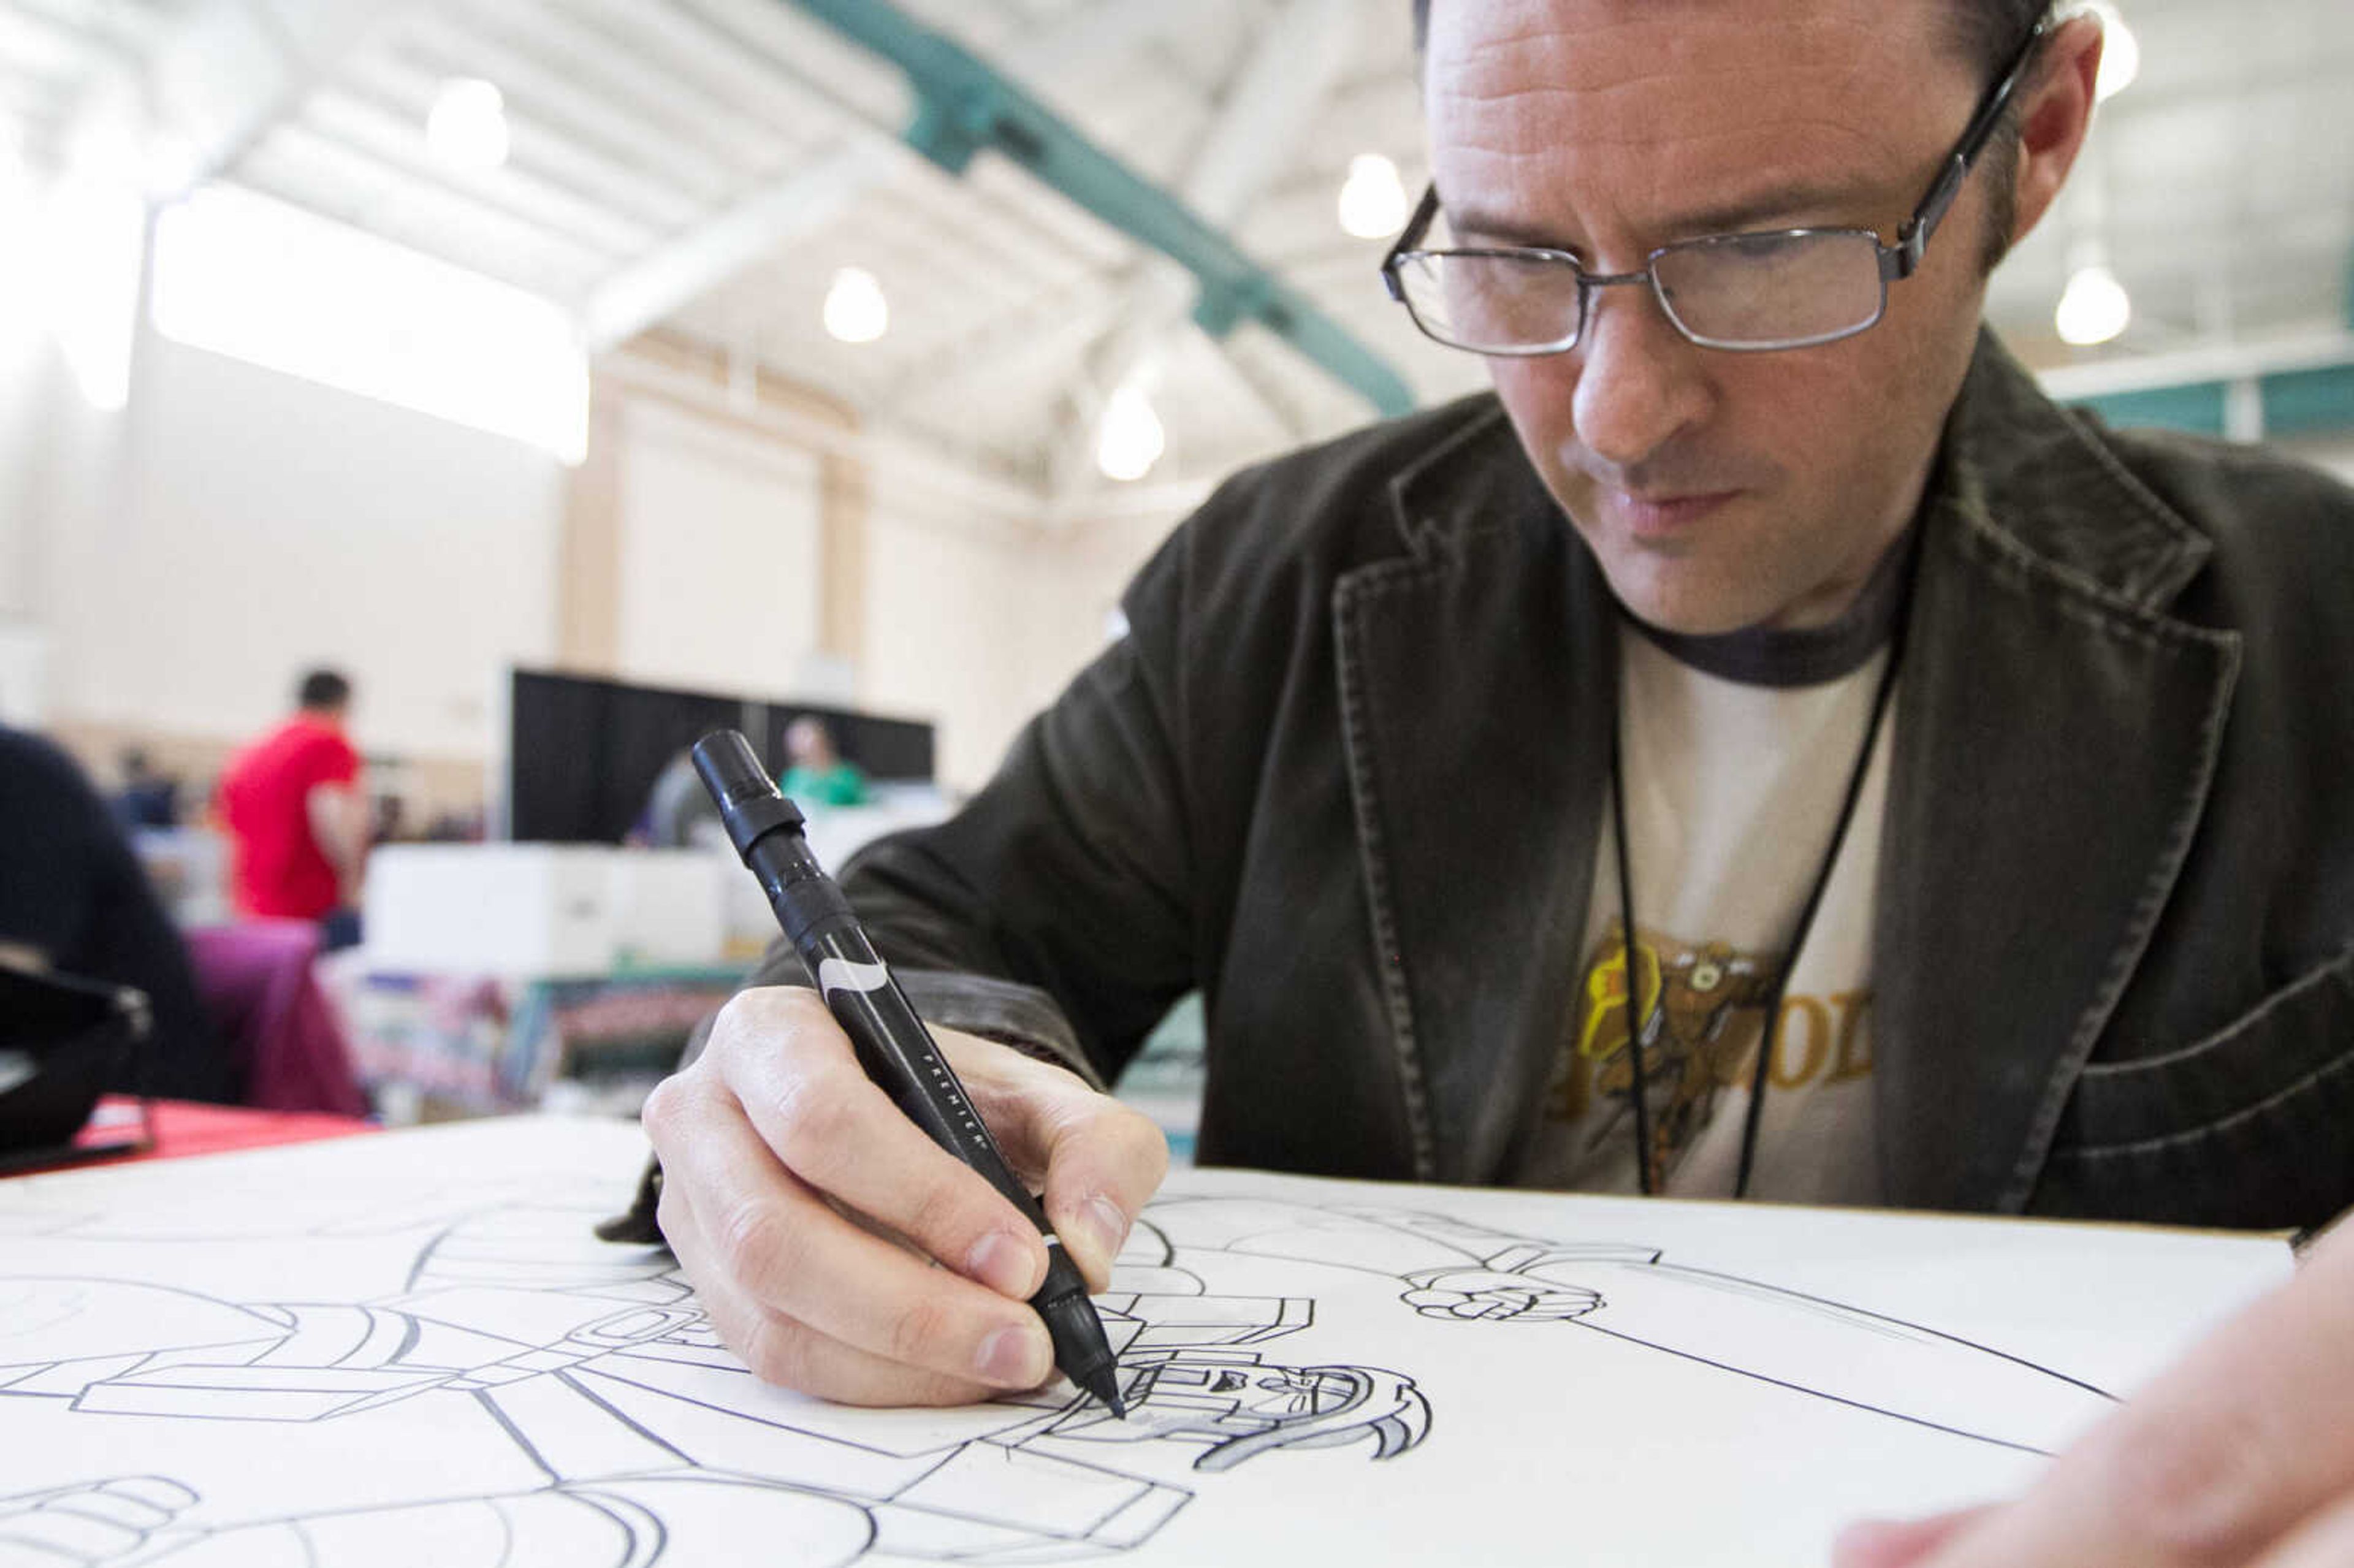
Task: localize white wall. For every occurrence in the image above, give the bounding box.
[859,495,1197,800]
[614,398,823,698]
[0,308,56,622]
[859,478,1041,795]
[32,332,562,758]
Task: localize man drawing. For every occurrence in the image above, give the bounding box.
[639,3,2354,1564]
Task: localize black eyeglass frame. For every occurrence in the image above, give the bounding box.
[1379,15,2051,356]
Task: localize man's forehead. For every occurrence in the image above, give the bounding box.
[1423,0,1970,234]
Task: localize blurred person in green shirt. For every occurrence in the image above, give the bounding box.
[779,715,867,809]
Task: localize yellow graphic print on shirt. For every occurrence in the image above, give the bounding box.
[1550,921,1875,1191]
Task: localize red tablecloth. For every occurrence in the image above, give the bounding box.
[45,1095,377,1169]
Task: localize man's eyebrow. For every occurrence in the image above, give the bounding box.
[1670,180,1884,237]
[1441,180,1881,251]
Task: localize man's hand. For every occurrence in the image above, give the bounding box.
[641,986,1168,1407]
[1835,1218,2354,1568]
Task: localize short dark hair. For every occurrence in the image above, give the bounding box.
[1407,0,2055,269]
[297,668,352,710]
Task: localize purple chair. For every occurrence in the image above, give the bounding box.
[183,921,368,1117]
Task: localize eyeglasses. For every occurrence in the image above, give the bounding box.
[1381,17,2048,356]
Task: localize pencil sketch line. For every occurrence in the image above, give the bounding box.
[391,1314,422,1368]
[476,1387,560,1484]
[1575,1323,2057,1456]
[1655,1264,2119,1401]
[556,1371,696,1466]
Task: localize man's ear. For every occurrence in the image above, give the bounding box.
[2003,13,2105,251]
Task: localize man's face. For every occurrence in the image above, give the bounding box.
[1425,0,2003,633]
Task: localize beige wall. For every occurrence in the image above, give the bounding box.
[26,329,563,764]
[12,316,1105,824]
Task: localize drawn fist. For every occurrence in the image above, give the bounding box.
[0,1477,196,1566]
[1400,1268,1602,1321]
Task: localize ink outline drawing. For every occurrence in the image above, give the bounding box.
[0,1182,2117,1566]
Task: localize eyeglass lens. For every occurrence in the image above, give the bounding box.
[1395,230,1889,354]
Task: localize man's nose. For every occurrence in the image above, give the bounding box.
[1568,281,1713,471]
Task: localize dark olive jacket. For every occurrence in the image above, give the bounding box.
[823,331,2354,1232]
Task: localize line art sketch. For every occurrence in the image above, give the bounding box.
[0,1125,2153,1567]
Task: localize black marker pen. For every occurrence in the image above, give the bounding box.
[691,729,1126,1417]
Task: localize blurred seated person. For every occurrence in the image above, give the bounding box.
[0,724,236,1102]
[109,747,180,831]
[634,748,723,849]
[217,668,368,951]
[780,715,869,808]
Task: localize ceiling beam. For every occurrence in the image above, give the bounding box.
[581,0,1183,354]
[1046,0,1362,500]
[2034,330,2354,402]
[584,139,904,349]
[56,0,389,199]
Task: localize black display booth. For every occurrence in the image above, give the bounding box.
[503,668,934,844]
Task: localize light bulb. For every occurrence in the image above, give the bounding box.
[1095,382,1164,482]
[1337,152,1409,240]
[821,266,888,344]
[428,78,510,172]
[2087,2,2139,102]
[2055,262,2131,346]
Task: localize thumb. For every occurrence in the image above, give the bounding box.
[1832,1505,2002,1568]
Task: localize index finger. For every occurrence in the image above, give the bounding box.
[948,1036,1170,1289]
[1909,1223,2354,1567]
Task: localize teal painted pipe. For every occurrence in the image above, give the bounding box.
[2070,382,2229,438]
[2068,365,2354,441]
[2261,366,2354,439]
[785,0,1417,419]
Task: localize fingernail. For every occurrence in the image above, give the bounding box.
[965,1230,1039,1298]
[1076,1196,1130,1269]
[975,1324,1052,1387]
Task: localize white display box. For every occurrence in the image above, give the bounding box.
[610,851,726,966]
[364,845,726,976]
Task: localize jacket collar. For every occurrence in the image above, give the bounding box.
[1933,328,2211,611]
[1386,395,1549,562]
[1876,332,2239,1214]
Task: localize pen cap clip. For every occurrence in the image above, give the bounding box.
[690,729,805,861]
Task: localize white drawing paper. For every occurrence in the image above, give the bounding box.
[0,1117,2291,1567]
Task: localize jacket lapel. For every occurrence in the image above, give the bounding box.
[1875,338,2241,1212]
[1334,408,1617,1183]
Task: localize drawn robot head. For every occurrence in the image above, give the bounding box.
[1062,1353,1430,1473]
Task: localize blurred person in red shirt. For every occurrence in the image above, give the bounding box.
[217,669,368,947]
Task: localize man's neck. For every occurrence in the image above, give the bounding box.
[1625,519,1922,689]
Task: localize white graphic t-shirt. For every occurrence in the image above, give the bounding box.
[1525,547,1911,1205]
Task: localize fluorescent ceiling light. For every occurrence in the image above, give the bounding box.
[428,78,511,172]
[1096,381,1165,482]
[822,266,889,344]
[2055,262,2132,346]
[1338,153,1409,240]
[153,183,587,462]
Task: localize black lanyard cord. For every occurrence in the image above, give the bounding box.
[1607,611,1907,1200]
